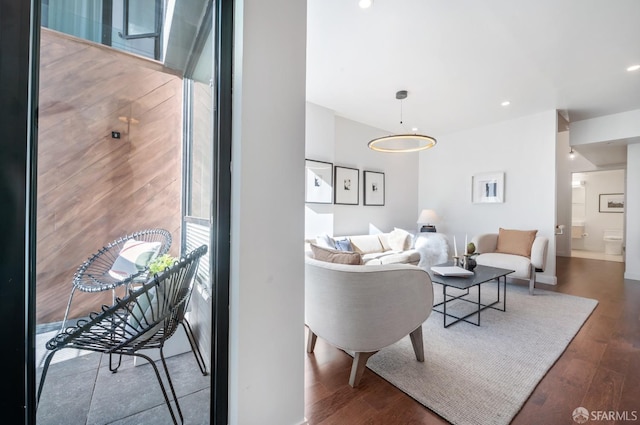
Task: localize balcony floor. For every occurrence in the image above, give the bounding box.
[36,325,211,425]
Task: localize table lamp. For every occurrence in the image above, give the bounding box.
[417,209,438,232]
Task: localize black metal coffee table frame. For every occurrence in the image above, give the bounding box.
[428,263,514,328]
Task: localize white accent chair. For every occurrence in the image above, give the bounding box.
[471,233,549,295]
[305,253,434,387]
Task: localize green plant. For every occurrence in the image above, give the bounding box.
[148,254,177,274]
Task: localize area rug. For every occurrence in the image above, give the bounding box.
[364,282,598,425]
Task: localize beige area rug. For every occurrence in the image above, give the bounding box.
[364,282,598,425]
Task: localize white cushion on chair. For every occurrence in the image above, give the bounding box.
[108,239,161,280]
[475,252,531,279]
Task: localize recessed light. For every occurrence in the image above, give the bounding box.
[412,127,418,132]
[501,101,510,107]
[627,64,640,72]
[359,0,373,9]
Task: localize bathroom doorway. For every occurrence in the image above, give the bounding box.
[571,170,625,262]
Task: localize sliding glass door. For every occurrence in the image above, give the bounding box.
[0,0,232,422]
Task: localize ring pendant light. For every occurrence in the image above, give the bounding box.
[368,90,437,153]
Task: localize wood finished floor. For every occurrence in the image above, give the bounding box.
[304,256,640,424]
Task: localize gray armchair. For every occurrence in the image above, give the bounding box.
[305,253,434,387]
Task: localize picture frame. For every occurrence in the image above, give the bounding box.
[334,166,359,205]
[305,159,333,204]
[472,172,504,203]
[363,170,385,206]
[599,193,624,213]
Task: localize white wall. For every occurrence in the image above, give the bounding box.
[305,103,334,238]
[555,130,572,256]
[571,109,640,145]
[229,0,306,424]
[305,102,419,238]
[418,110,558,284]
[626,144,640,280]
[571,170,625,253]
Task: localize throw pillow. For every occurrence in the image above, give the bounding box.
[310,243,363,265]
[334,238,354,251]
[315,233,336,249]
[395,227,416,248]
[108,239,162,280]
[388,228,411,251]
[495,228,537,257]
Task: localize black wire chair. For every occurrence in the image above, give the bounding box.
[60,228,173,332]
[38,244,208,425]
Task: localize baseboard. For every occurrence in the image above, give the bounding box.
[624,272,640,282]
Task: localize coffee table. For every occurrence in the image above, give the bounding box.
[427,262,514,327]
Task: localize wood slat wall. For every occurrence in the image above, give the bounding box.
[36,29,183,324]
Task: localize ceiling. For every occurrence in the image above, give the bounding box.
[306,0,640,162]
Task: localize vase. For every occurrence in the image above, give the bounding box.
[462,255,477,271]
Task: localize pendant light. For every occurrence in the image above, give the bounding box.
[368,90,437,153]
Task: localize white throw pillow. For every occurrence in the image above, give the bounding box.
[108,239,162,280]
[389,228,411,251]
[394,227,417,248]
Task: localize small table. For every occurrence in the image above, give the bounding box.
[427,262,514,328]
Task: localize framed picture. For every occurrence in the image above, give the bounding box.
[363,170,385,206]
[305,159,333,204]
[599,193,624,213]
[334,166,359,205]
[472,172,504,203]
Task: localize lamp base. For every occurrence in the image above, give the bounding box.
[420,225,436,233]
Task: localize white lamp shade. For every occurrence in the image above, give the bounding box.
[417,209,438,224]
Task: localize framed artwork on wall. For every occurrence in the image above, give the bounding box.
[305,159,333,204]
[599,193,624,213]
[334,166,359,205]
[472,172,504,203]
[363,170,385,206]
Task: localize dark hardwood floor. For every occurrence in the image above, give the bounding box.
[304,256,639,424]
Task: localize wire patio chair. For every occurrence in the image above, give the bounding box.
[38,244,208,425]
[60,228,173,332]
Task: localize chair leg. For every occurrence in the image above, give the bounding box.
[134,351,183,425]
[349,351,377,387]
[59,287,78,333]
[36,349,59,409]
[181,319,208,375]
[306,329,317,354]
[159,346,184,424]
[529,264,536,295]
[109,352,123,373]
[409,326,425,362]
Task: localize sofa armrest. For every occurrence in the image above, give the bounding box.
[471,233,498,254]
[531,236,549,271]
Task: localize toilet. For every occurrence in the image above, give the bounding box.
[603,229,623,255]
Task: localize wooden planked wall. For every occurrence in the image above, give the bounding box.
[36,29,183,324]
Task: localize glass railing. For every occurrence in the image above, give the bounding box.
[41,0,162,61]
